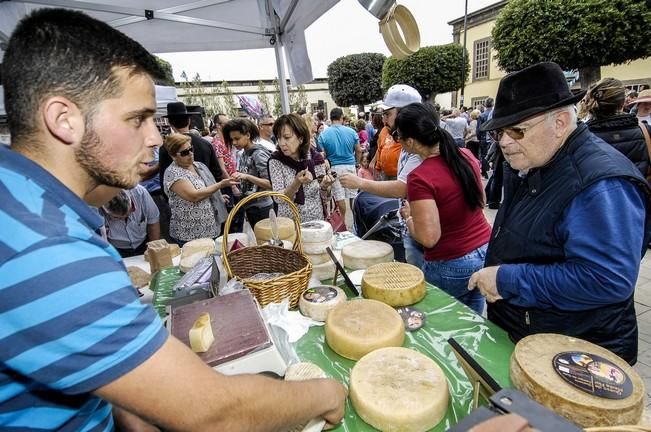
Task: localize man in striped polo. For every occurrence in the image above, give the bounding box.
[0,8,345,431]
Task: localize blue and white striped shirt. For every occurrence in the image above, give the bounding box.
[0,145,168,431]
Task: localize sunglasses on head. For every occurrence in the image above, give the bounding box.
[391,129,402,143]
[488,116,547,142]
[177,148,193,157]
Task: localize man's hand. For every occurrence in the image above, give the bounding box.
[468,266,503,303]
[232,172,248,182]
[399,200,411,220]
[339,172,361,189]
[321,379,348,430]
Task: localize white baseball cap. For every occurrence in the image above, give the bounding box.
[380,84,422,110]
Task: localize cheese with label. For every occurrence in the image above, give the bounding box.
[189,312,215,353]
[254,217,296,242]
[302,238,334,256]
[362,262,426,306]
[350,347,449,432]
[325,299,404,360]
[214,233,250,254]
[180,238,216,273]
[299,286,346,321]
[300,220,333,244]
[342,240,394,270]
[511,333,644,428]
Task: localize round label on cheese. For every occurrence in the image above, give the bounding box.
[350,347,449,432]
[299,285,346,322]
[552,352,632,399]
[396,306,426,331]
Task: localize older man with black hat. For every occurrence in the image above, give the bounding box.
[468,62,651,365]
[159,101,223,194]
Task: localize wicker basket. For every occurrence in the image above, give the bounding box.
[221,191,312,308]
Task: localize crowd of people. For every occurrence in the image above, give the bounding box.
[1,6,651,431]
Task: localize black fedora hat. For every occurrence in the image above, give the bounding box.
[164,101,201,117]
[480,62,585,131]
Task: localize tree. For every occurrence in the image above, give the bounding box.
[154,56,175,86]
[491,0,651,88]
[382,44,469,101]
[290,84,309,113]
[327,53,386,110]
[257,80,272,115]
[272,78,283,116]
[220,81,239,118]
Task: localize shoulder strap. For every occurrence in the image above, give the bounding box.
[640,121,651,159]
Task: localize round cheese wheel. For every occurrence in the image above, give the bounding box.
[511,333,644,428]
[350,347,449,432]
[342,240,394,270]
[305,252,331,265]
[311,259,336,281]
[180,238,216,273]
[214,233,250,253]
[302,238,334,255]
[256,232,297,246]
[325,299,404,360]
[300,220,333,244]
[254,217,296,242]
[362,262,426,306]
[299,286,346,321]
[284,362,326,381]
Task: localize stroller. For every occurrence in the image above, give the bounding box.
[352,191,406,263]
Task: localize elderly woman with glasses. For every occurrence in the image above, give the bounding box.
[163,133,235,246]
[397,103,491,314]
[268,114,334,222]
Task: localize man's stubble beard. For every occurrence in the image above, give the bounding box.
[75,126,137,190]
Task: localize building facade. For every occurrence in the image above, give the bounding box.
[448,0,651,109]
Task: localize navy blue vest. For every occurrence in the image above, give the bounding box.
[486,123,651,365]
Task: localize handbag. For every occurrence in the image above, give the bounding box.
[640,122,651,183]
[322,197,347,232]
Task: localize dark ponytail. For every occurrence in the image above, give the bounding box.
[396,103,484,209]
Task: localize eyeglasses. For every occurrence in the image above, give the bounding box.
[489,116,547,142]
[260,123,274,126]
[177,147,193,157]
[391,129,402,143]
[381,108,396,117]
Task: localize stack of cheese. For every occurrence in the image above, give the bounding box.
[342,240,394,270]
[254,217,296,246]
[179,238,216,273]
[301,221,338,281]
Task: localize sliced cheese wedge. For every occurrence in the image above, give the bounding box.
[189,312,215,353]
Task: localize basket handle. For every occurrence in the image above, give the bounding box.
[221,190,304,277]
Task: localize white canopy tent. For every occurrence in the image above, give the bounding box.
[0,0,343,114]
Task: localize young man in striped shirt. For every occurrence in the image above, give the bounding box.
[0,8,345,431]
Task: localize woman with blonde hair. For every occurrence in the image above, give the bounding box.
[163,133,235,245]
[584,77,650,176]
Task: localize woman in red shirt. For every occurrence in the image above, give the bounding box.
[397,103,491,314]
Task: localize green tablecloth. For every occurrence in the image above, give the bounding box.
[293,283,514,431]
[150,267,515,431]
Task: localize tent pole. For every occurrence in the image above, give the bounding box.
[273,35,291,114]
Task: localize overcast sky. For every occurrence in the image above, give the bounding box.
[157,0,498,82]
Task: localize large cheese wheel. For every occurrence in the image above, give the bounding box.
[302,238,334,255]
[256,232,297,246]
[511,333,644,428]
[299,286,346,321]
[350,347,449,432]
[180,238,216,273]
[362,262,426,306]
[342,240,394,270]
[325,299,404,360]
[311,259,336,282]
[300,220,333,244]
[305,252,331,265]
[254,217,296,242]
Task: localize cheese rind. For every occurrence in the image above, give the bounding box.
[180,238,216,273]
[511,333,644,428]
[342,240,394,270]
[325,299,404,360]
[350,347,449,432]
[300,220,333,244]
[254,217,296,242]
[189,313,215,353]
[362,262,426,306]
[299,286,346,321]
[284,362,327,381]
[302,238,334,255]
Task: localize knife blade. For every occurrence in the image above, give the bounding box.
[268,208,282,246]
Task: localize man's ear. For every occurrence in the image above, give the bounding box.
[42,96,85,145]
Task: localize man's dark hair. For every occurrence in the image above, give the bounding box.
[222,118,260,146]
[316,111,326,122]
[330,107,344,121]
[168,115,191,130]
[2,8,164,145]
[485,97,495,108]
